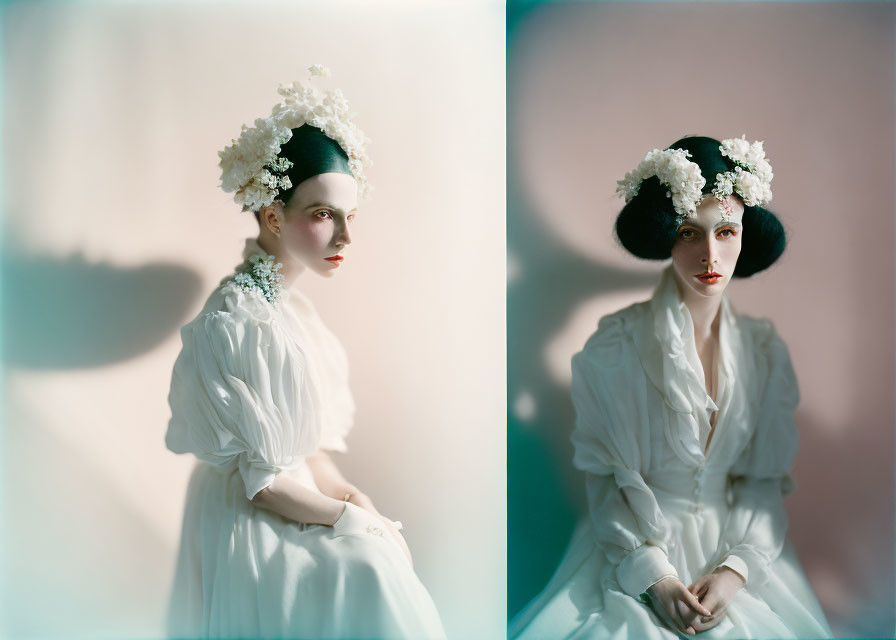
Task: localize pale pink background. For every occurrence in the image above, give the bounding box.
[1,2,505,639]
[509,2,894,635]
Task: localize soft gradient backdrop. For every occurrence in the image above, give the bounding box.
[507,1,895,636]
[1,2,505,639]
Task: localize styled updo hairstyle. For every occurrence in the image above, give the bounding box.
[252,125,354,225]
[614,135,786,277]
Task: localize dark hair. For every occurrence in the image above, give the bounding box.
[252,125,353,225]
[614,135,786,277]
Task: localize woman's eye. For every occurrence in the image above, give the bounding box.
[678,229,696,239]
[314,210,331,219]
[717,228,736,238]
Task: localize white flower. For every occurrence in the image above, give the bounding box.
[734,171,766,207]
[218,64,371,211]
[719,134,774,206]
[615,147,705,222]
[617,136,775,224]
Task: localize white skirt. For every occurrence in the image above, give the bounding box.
[166,461,446,640]
[510,478,831,640]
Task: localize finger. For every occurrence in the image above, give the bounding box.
[665,604,686,634]
[682,588,713,617]
[695,580,710,601]
[652,599,678,634]
[677,601,698,634]
[671,601,691,635]
[687,576,706,595]
[678,597,698,625]
[700,587,722,616]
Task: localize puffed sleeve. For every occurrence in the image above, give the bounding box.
[570,314,678,599]
[715,318,799,588]
[165,295,321,501]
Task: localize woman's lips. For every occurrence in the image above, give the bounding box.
[696,271,722,284]
[324,255,344,265]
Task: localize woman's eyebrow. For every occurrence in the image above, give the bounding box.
[714,221,743,230]
[303,203,358,215]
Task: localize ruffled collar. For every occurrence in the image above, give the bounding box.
[633,265,742,454]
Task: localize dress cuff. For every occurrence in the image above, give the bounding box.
[717,554,749,585]
[239,457,280,501]
[616,543,679,598]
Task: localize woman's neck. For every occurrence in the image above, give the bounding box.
[256,231,305,290]
[672,271,722,344]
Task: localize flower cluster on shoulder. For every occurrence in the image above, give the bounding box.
[232,254,286,306]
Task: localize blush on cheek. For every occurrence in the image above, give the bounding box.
[291,221,328,245]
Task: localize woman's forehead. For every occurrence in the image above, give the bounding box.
[290,173,359,211]
[680,196,744,228]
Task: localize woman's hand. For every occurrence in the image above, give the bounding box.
[646,576,713,635]
[686,567,746,633]
[348,492,413,566]
[379,516,413,567]
[348,491,382,518]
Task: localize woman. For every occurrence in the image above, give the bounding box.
[164,67,446,640]
[509,136,831,638]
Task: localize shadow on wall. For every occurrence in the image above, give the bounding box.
[506,184,659,619]
[1,232,202,369]
[0,227,208,638]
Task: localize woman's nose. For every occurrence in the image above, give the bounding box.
[336,223,352,247]
[701,237,719,265]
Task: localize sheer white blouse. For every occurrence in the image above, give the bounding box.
[165,238,355,501]
[570,264,799,598]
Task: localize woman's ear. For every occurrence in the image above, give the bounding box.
[259,201,284,238]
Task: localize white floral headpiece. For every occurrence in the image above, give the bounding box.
[218,65,372,212]
[615,135,774,226]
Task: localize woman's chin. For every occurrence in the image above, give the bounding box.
[689,278,729,297]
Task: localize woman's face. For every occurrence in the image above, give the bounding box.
[670,194,744,298]
[280,172,358,278]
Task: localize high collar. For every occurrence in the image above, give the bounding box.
[242,236,274,262]
[634,264,740,418]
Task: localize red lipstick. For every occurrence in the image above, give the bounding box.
[696,271,722,284]
[324,255,344,265]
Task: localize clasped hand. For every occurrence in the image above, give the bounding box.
[348,491,414,567]
[646,567,745,635]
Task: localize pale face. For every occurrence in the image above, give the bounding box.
[280,173,359,278]
[670,195,744,298]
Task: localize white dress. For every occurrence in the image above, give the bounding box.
[164,237,446,640]
[509,265,832,639]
